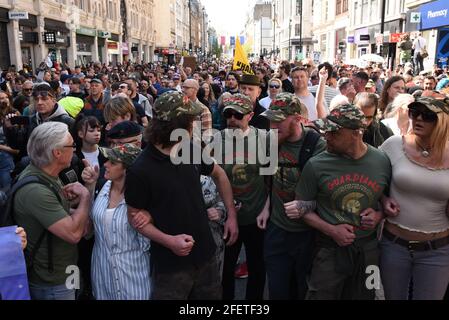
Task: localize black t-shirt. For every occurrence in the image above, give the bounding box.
[282,78,295,94]
[125,142,216,273]
[249,101,270,130]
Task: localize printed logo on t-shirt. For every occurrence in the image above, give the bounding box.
[326,173,383,226]
[273,150,300,201]
[229,164,259,196]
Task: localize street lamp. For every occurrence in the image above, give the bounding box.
[189,0,192,52]
[299,0,303,55]
[289,19,292,61]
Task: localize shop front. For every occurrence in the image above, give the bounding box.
[335,28,347,63]
[106,33,119,65]
[122,42,129,62]
[0,8,11,70]
[44,18,70,65]
[18,13,38,71]
[406,0,449,67]
[76,27,96,66]
[421,0,449,67]
[154,47,178,65]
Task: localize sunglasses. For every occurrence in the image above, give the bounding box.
[32,91,54,99]
[269,84,281,89]
[408,107,438,122]
[23,88,33,92]
[223,110,245,120]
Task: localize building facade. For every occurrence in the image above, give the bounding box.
[272,0,314,61]
[347,0,406,68]
[246,1,273,58]
[404,0,449,69]
[0,0,155,71]
[312,0,350,64]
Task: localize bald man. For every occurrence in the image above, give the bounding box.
[182,79,212,141]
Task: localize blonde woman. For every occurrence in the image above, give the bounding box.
[381,93,414,136]
[380,96,449,300]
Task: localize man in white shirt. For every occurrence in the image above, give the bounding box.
[413,32,427,75]
[291,67,318,121]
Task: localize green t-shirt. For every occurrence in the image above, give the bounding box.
[270,128,327,232]
[13,164,76,286]
[218,127,269,226]
[296,145,391,238]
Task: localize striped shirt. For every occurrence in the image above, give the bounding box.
[308,85,338,112]
[90,181,151,300]
[194,99,213,142]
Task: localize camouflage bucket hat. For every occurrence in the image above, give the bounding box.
[408,96,449,115]
[222,93,253,115]
[99,143,141,168]
[261,92,308,122]
[314,104,366,132]
[154,91,203,121]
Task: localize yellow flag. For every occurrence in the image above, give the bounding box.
[233,37,254,75]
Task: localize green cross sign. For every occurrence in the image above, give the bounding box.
[411,12,421,23]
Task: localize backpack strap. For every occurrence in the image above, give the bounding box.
[8,175,62,274]
[298,129,321,171]
[268,128,321,215]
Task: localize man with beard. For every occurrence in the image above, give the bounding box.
[260,92,326,299]
[217,93,270,300]
[285,104,391,300]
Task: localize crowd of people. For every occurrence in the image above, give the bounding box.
[0,54,448,301]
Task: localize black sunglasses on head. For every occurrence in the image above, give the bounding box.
[32,91,54,98]
[223,110,245,120]
[408,107,438,122]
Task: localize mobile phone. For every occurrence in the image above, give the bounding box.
[10,116,30,126]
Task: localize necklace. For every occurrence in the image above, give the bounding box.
[415,139,431,158]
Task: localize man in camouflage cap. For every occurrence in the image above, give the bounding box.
[125,90,238,300]
[260,92,326,300]
[222,93,253,130]
[216,92,271,300]
[285,102,392,300]
[153,90,203,121]
[314,103,367,135]
[99,143,141,168]
[261,92,309,123]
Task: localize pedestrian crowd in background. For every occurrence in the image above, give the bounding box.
[0,52,448,301]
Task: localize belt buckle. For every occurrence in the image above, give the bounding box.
[408,240,421,252]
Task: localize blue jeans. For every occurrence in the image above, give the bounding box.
[380,236,449,300]
[264,222,315,300]
[0,151,14,189]
[29,282,76,300]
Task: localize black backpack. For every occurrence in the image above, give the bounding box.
[279,128,321,171]
[268,128,321,208]
[0,175,62,274]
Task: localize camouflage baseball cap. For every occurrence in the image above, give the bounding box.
[261,92,308,122]
[408,96,449,115]
[314,104,367,132]
[153,91,203,121]
[99,143,141,168]
[222,93,253,115]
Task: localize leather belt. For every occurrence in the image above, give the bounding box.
[383,228,449,252]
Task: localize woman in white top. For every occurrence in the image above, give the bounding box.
[259,78,282,110]
[83,143,151,300]
[380,96,449,300]
[381,93,414,136]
